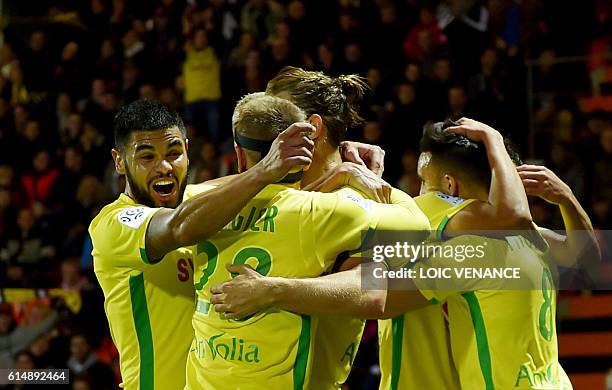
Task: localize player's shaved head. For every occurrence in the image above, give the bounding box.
[233,93,306,142]
[266,66,368,147]
[232,93,307,170]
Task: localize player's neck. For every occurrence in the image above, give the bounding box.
[458,186,488,202]
[124,184,135,202]
[301,145,342,188]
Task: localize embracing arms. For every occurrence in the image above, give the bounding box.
[146,123,315,260]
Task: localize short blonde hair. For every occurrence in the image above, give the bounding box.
[232,92,307,142]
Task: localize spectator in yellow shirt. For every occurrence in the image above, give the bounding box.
[182,29,221,142]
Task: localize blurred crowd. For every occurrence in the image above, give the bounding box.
[0,0,610,388]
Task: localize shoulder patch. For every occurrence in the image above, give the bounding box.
[117,207,156,229]
[435,193,466,206]
[343,193,374,213]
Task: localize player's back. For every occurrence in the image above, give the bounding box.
[416,192,571,389]
[310,187,430,390]
[186,184,378,390]
[441,235,572,390]
[378,192,472,390]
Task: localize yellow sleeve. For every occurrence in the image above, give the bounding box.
[310,189,431,267]
[309,191,380,265]
[382,188,431,232]
[90,204,162,270]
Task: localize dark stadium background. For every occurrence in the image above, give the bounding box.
[0,0,610,389]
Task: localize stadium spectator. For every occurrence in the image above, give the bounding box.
[0,208,55,273]
[182,28,221,141]
[72,376,94,390]
[14,350,36,369]
[403,6,446,62]
[54,42,84,98]
[60,258,92,292]
[396,150,421,197]
[0,303,58,368]
[316,43,339,75]
[228,32,258,69]
[67,333,115,389]
[240,0,285,41]
[447,84,474,118]
[20,149,59,208]
[21,30,51,94]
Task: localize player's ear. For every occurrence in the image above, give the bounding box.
[112,149,126,175]
[444,174,460,197]
[184,138,189,153]
[307,114,324,140]
[234,145,247,173]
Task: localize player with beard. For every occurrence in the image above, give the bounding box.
[88,99,315,390]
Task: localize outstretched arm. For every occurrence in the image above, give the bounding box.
[146,123,315,260]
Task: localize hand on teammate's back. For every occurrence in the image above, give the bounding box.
[517,165,572,205]
[303,162,392,203]
[210,264,272,320]
[340,141,385,177]
[255,122,315,183]
[444,117,503,143]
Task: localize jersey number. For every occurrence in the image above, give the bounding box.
[538,268,554,341]
[194,241,272,290]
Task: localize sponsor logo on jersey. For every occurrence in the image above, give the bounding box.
[435,193,466,206]
[193,333,261,363]
[344,194,374,212]
[117,207,156,229]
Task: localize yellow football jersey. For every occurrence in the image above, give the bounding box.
[378,191,474,390]
[185,184,429,390]
[90,193,196,390]
[413,232,572,390]
[405,191,572,390]
[311,188,430,390]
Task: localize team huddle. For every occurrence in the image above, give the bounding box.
[89,66,598,389]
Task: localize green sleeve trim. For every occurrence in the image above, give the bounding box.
[293,315,311,390]
[390,315,405,390]
[429,298,440,305]
[462,292,495,390]
[139,248,162,265]
[129,274,155,390]
[436,215,450,240]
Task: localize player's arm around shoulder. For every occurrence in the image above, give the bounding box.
[383,188,431,232]
[148,122,317,260]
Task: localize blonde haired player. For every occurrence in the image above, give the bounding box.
[213,118,594,390]
[184,93,429,389]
